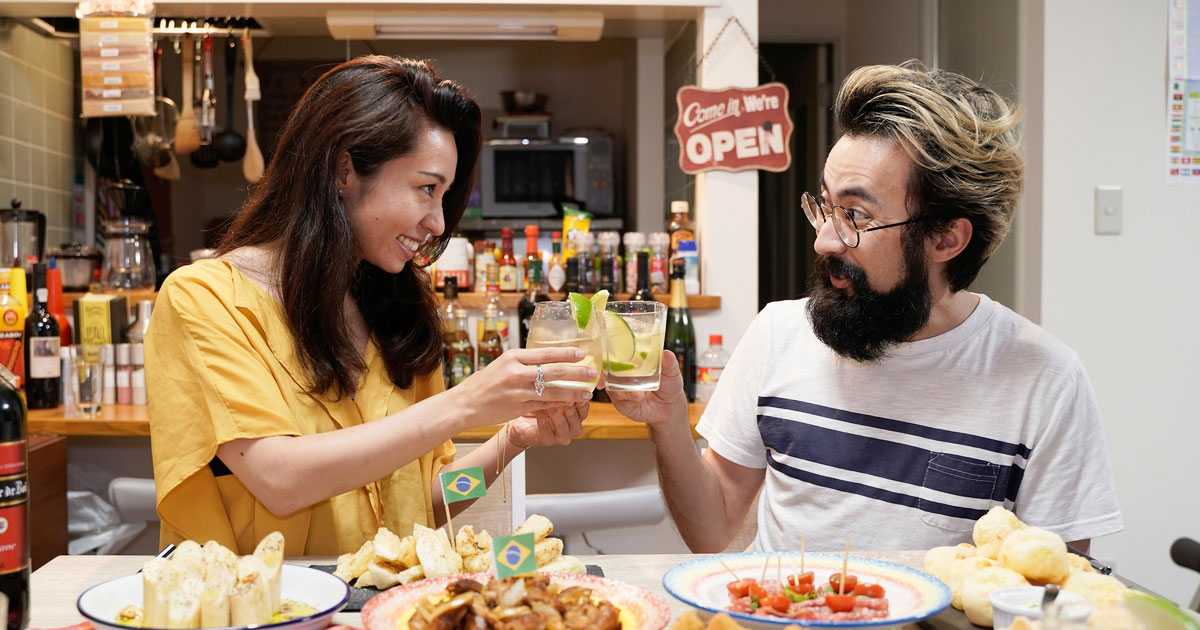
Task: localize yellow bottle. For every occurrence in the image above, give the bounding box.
[0,268,29,387]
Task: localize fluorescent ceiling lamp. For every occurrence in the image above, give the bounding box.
[326,10,604,41]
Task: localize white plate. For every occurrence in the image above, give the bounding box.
[361,572,671,630]
[662,552,952,629]
[77,563,350,630]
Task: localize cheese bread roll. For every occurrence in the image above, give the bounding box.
[1062,572,1129,607]
[998,527,1070,585]
[947,556,996,610]
[973,506,1025,560]
[960,566,1030,627]
[230,555,273,625]
[924,544,977,584]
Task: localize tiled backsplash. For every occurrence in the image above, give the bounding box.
[0,21,77,248]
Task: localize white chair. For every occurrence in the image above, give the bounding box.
[107,477,158,524]
[524,485,666,537]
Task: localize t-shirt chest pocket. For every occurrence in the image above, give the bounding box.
[917,453,999,531]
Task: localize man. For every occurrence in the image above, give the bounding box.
[610,62,1122,553]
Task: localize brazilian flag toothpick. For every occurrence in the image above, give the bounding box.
[439,467,487,538]
[491,532,538,578]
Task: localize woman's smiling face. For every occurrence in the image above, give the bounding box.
[342,124,457,273]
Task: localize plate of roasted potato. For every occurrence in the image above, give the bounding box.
[332,514,585,590]
[76,533,350,630]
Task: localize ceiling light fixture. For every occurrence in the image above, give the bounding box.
[326,10,604,42]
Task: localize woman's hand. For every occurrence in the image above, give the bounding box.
[451,347,595,427]
[607,350,689,430]
[508,400,590,448]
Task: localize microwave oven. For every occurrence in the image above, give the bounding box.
[480,136,614,218]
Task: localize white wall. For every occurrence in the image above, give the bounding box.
[1034,0,1200,604]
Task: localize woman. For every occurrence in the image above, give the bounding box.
[146,56,594,555]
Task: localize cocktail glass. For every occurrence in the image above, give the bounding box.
[602,301,667,391]
[524,300,604,391]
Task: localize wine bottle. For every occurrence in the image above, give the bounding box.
[665,258,696,402]
[630,251,655,302]
[0,368,29,630]
[518,260,552,347]
[23,263,60,409]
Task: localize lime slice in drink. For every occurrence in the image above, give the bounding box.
[1122,591,1200,630]
[608,360,636,372]
[603,311,635,361]
[568,292,592,329]
[590,289,611,312]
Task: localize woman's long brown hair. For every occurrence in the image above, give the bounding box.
[218,56,481,397]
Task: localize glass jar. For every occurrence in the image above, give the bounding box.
[102,217,156,289]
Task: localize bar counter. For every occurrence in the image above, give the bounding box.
[28,402,705,439]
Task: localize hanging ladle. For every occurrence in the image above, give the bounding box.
[213,34,246,162]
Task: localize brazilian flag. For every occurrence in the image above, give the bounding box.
[440,467,487,503]
[491,532,538,578]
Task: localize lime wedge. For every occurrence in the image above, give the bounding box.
[568,293,592,329]
[1122,591,1200,630]
[603,311,635,361]
[590,289,611,312]
[608,361,636,372]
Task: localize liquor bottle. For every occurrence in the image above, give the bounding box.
[547,231,566,294]
[0,368,29,629]
[444,306,475,388]
[23,264,60,409]
[0,270,27,388]
[518,261,552,347]
[598,231,620,294]
[648,232,670,293]
[498,227,519,292]
[441,276,460,341]
[665,258,696,402]
[630,252,655,302]
[522,225,540,292]
[477,264,510,348]
[45,267,71,347]
[623,232,646,294]
[564,257,580,295]
[696,334,730,404]
[667,200,696,261]
[477,306,504,368]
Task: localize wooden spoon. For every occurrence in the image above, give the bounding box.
[174,33,201,155]
[241,29,264,183]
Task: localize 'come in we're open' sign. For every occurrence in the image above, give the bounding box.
[674,82,793,175]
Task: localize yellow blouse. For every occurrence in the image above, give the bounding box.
[146,259,455,556]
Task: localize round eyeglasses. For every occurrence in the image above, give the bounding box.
[801,192,925,248]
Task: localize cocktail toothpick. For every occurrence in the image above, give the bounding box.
[801,533,806,574]
[717,558,740,582]
[840,538,850,595]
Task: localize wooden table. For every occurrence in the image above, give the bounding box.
[28,403,705,440]
[30,551,977,630]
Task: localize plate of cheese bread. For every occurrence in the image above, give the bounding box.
[76,532,349,630]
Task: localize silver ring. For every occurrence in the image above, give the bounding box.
[534,365,545,396]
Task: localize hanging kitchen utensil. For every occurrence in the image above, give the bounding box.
[133,47,174,169]
[190,34,220,169]
[241,28,264,183]
[214,35,246,162]
[174,33,201,155]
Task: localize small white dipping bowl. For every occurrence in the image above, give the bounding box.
[990,586,1091,629]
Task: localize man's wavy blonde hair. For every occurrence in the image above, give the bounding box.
[834,60,1023,291]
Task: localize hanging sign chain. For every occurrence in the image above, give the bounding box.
[695,16,776,83]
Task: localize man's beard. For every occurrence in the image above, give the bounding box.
[805,242,933,362]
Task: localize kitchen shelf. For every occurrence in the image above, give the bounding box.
[446,293,720,310]
[27,402,704,440]
[63,289,158,309]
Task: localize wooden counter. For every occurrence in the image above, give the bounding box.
[28,402,705,440]
[62,289,720,311]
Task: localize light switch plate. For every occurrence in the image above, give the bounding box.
[1094,186,1122,235]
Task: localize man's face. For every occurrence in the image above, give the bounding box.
[805,134,934,362]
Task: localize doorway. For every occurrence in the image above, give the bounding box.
[757,43,833,309]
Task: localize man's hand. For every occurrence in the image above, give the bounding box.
[607,350,689,430]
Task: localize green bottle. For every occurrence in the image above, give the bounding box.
[664,258,696,401]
